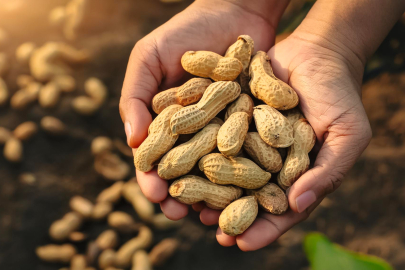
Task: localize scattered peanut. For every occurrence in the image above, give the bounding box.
[72,96,100,115]
[92,136,114,155]
[149,238,179,266]
[97,181,124,204]
[0,127,11,144]
[40,116,66,135]
[107,211,137,232]
[70,254,87,270]
[151,213,184,230]
[16,42,37,64]
[16,75,35,88]
[85,77,108,105]
[96,230,119,250]
[69,231,87,242]
[122,180,155,222]
[53,75,76,92]
[49,6,67,27]
[170,81,241,135]
[199,153,271,189]
[218,112,249,156]
[13,121,38,141]
[70,196,94,218]
[49,212,83,241]
[99,249,116,269]
[36,244,77,263]
[4,137,23,162]
[94,152,130,181]
[247,183,288,214]
[91,201,113,220]
[131,250,152,270]
[219,196,258,236]
[10,82,42,110]
[169,175,242,209]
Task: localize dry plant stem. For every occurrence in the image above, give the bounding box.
[243,132,283,173]
[13,121,38,141]
[49,212,82,241]
[249,51,298,110]
[169,175,242,209]
[224,93,254,123]
[0,78,8,106]
[96,230,119,250]
[94,152,130,181]
[148,238,179,267]
[224,35,254,93]
[36,244,77,263]
[253,105,294,148]
[97,181,124,203]
[131,250,152,270]
[158,123,220,180]
[199,153,271,189]
[70,196,94,218]
[219,196,258,236]
[170,81,241,135]
[91,202,113,220]
[114,226,153,268]
[134,104,183,172]
[181,51,243,81]
[4,137,23,162]
[152,78,211,114]
[283,107,304,125]
[40,116,66,135]
[217,112,249,157]
[278,119,316,188]
[122,181,155,222]
[246,183,288,214]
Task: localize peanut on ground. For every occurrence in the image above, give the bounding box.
[94,152,130,181]
[36,244,77,263]
[13,121,38,141]
[107,211,137,232]
[96,230,119,250]
[91,201,113,220]
[247,183,288,214]
[70,196,94,218]
[131,250,152,270]
[122,180,155,222]
[169,175,243,210]
[3,137,23,162]
[217,112,249,157]
[199,153,271,189]
[219,196,258,236]
[97,181,124,204]
[148,238,179,267]
[49,212,82,241]
[170,81,240,135]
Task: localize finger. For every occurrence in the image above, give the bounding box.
[120,38,163,148]
[136,169,168,203]
[288,116,372,213]
[216,227,236,247]
[192,202,205,212]
[200,207,221,226]
[160,197,189,221]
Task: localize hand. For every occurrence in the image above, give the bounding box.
[120,1,288,219]
[215,32,372,250]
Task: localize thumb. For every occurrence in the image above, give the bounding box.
[288,111,372,213]
[119,38,162,148]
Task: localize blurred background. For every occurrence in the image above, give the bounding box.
[0,0,404,269]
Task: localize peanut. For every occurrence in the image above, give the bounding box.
[64,0,87,40]
[0,52,9,76]
[53,74,76,92]
[158,123,220,179]
[0,127,11,144]
[4,137,23,162]
[217,112,249,157]
[16,75,35,88]
[69,231,87,242]
[181,51,243,81]
[16,42,37,64]
[225,35,254,93]
[249,51,298,110]
[0,77,8,106]
[170,81,241,135]
[71,254,87,270]
[85,77,108,105]
[169,175,242,209]
[247,183,288,214]
[96,230,119,250]
[94,152,130,181]
[243,132,283,173]
[283,107,304,125]
[134,104,183,172]
[99,249,116,269]
[49,6,66,27]
[209,117,224,126]
[10,82,42,110]
[40,116,66,135]
[49,212,82,241]
[97,181,124,204]
[107,211,137,232]
[152,78,211,114]
[224,93,254,123]
[131,250,152,270]
[36,244,77,263]
[13,121,38,141]
[148,238,179,267]
[115,226,153,268]
[122,180,155,222]
[70,196,94,218]
[91,136,114,155]
[278,119,316,188]
[151,213,184,230]
[253,105,294,148]
[91,202,113,220]
[199,153,271,189]
[219,196,258,236]
[19,173,36,185]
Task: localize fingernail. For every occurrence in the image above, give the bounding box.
[125,121,132,146]
[296,191,316,213]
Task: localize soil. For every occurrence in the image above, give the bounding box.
[0,1,404,269]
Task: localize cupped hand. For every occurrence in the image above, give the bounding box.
[216,32,372,250]
[120,1,283,220]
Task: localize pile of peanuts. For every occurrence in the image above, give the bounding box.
[134,35,316,236]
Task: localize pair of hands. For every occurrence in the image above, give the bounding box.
[119,0,372,251]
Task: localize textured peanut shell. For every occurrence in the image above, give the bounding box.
[198,153,271,189]
[170,81,240,135]
[134,104,182,172]
[148,238,179,267]
[158,123,220,180]
[247,183,288,214]
[243,132,282,173]
[0,77,8,106]
[13,121,38,141]
[4,137,23,162]
[249,51,298,110]
[115,226,153,268]
[70,196,94,218]
[218,112,249,156]
[152,78,211,114]
[132,250,152,270]
[96,230,119,250]
[278,119,316,188]
[283,107,304,125]
[219,196,258,236]
[224,93,254,123]
[97,181,124,203]
[49,212,82,241]
[36,244,77,263]
[253,105,293,148]
[181,51,242,81]
[225,35,254,93]
[122,181,155,222]
[169,175,243,210]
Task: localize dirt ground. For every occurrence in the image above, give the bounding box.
[0,1,404,269]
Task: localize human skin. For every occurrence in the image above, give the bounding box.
[120,0,405,251]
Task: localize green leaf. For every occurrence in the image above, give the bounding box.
[304,233,393,270]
